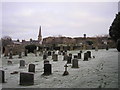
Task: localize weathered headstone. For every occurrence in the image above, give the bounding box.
[19,60,25,68]
[87,51,91,58]
[52,54,58,61]
[95,46,98,51]
[63,64,69,76]
[72,59,79,68]
[67,56,72,64]
[28,64,35,73]
[24,49,28,56]
[18,52,22,58]
[77,53,81,59]
[0,70,5,83]
[63,54,68,61]
[9,51,13,59]
[43,64,52,75]
[34,50,37,56]
[43,54,47,60]
[48,51,51,56]
[19,72,34,85]
[83,53,88,61]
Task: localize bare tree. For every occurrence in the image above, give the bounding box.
[1,36,13,47]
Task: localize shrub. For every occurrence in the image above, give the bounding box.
[117,39,120,52]
[25,44,37,53]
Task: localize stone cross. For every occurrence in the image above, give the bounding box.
[63,64,69,76]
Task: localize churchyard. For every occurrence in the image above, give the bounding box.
[0,48,118,88]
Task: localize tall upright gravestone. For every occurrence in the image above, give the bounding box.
[9,51,13,59]
[0,70,5,83]
[18,52,22,58]
[43,64,52,75]
[83,53,88,61]
[72,58,79,68]
[77,53,81,59]
[87,51,91,58]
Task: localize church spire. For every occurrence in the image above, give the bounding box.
[38,26,42,42]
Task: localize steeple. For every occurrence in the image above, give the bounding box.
[38,26,42,42]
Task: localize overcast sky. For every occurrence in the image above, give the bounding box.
[2,2,118,40]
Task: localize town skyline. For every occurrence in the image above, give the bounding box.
[2,2,118,41]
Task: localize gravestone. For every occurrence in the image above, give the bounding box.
[58,51,61,55]
[74,55,78,59]
[19,60,25,68]
[83,53,88,61]
[63,64,69,76]
[48,51,51,56]
[24,49,28,56]
[63,54,68,61]
[52,54,58,61]
[28,64,35,73]
[106,45,109,50]
[52,51,55,55]
[4,47,9,57]
[43,64,52,75]
[18,52,22,58]
[19,72,34,85]
[34,50,37,56]
[43,54,47,60]
[80,50,82,53]
[95,46,98,51]
[9,51,13,59]
[77,53,81,59]
[72,59,79,68]
[87,51,91,58]
[69,53,72,59]
[0,70,5,83]
[44,60,50,64]
[8,60,12,65]
[67,56,72,64]
[62,52,65,56]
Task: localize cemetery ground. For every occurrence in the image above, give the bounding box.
[0,49,118,88]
